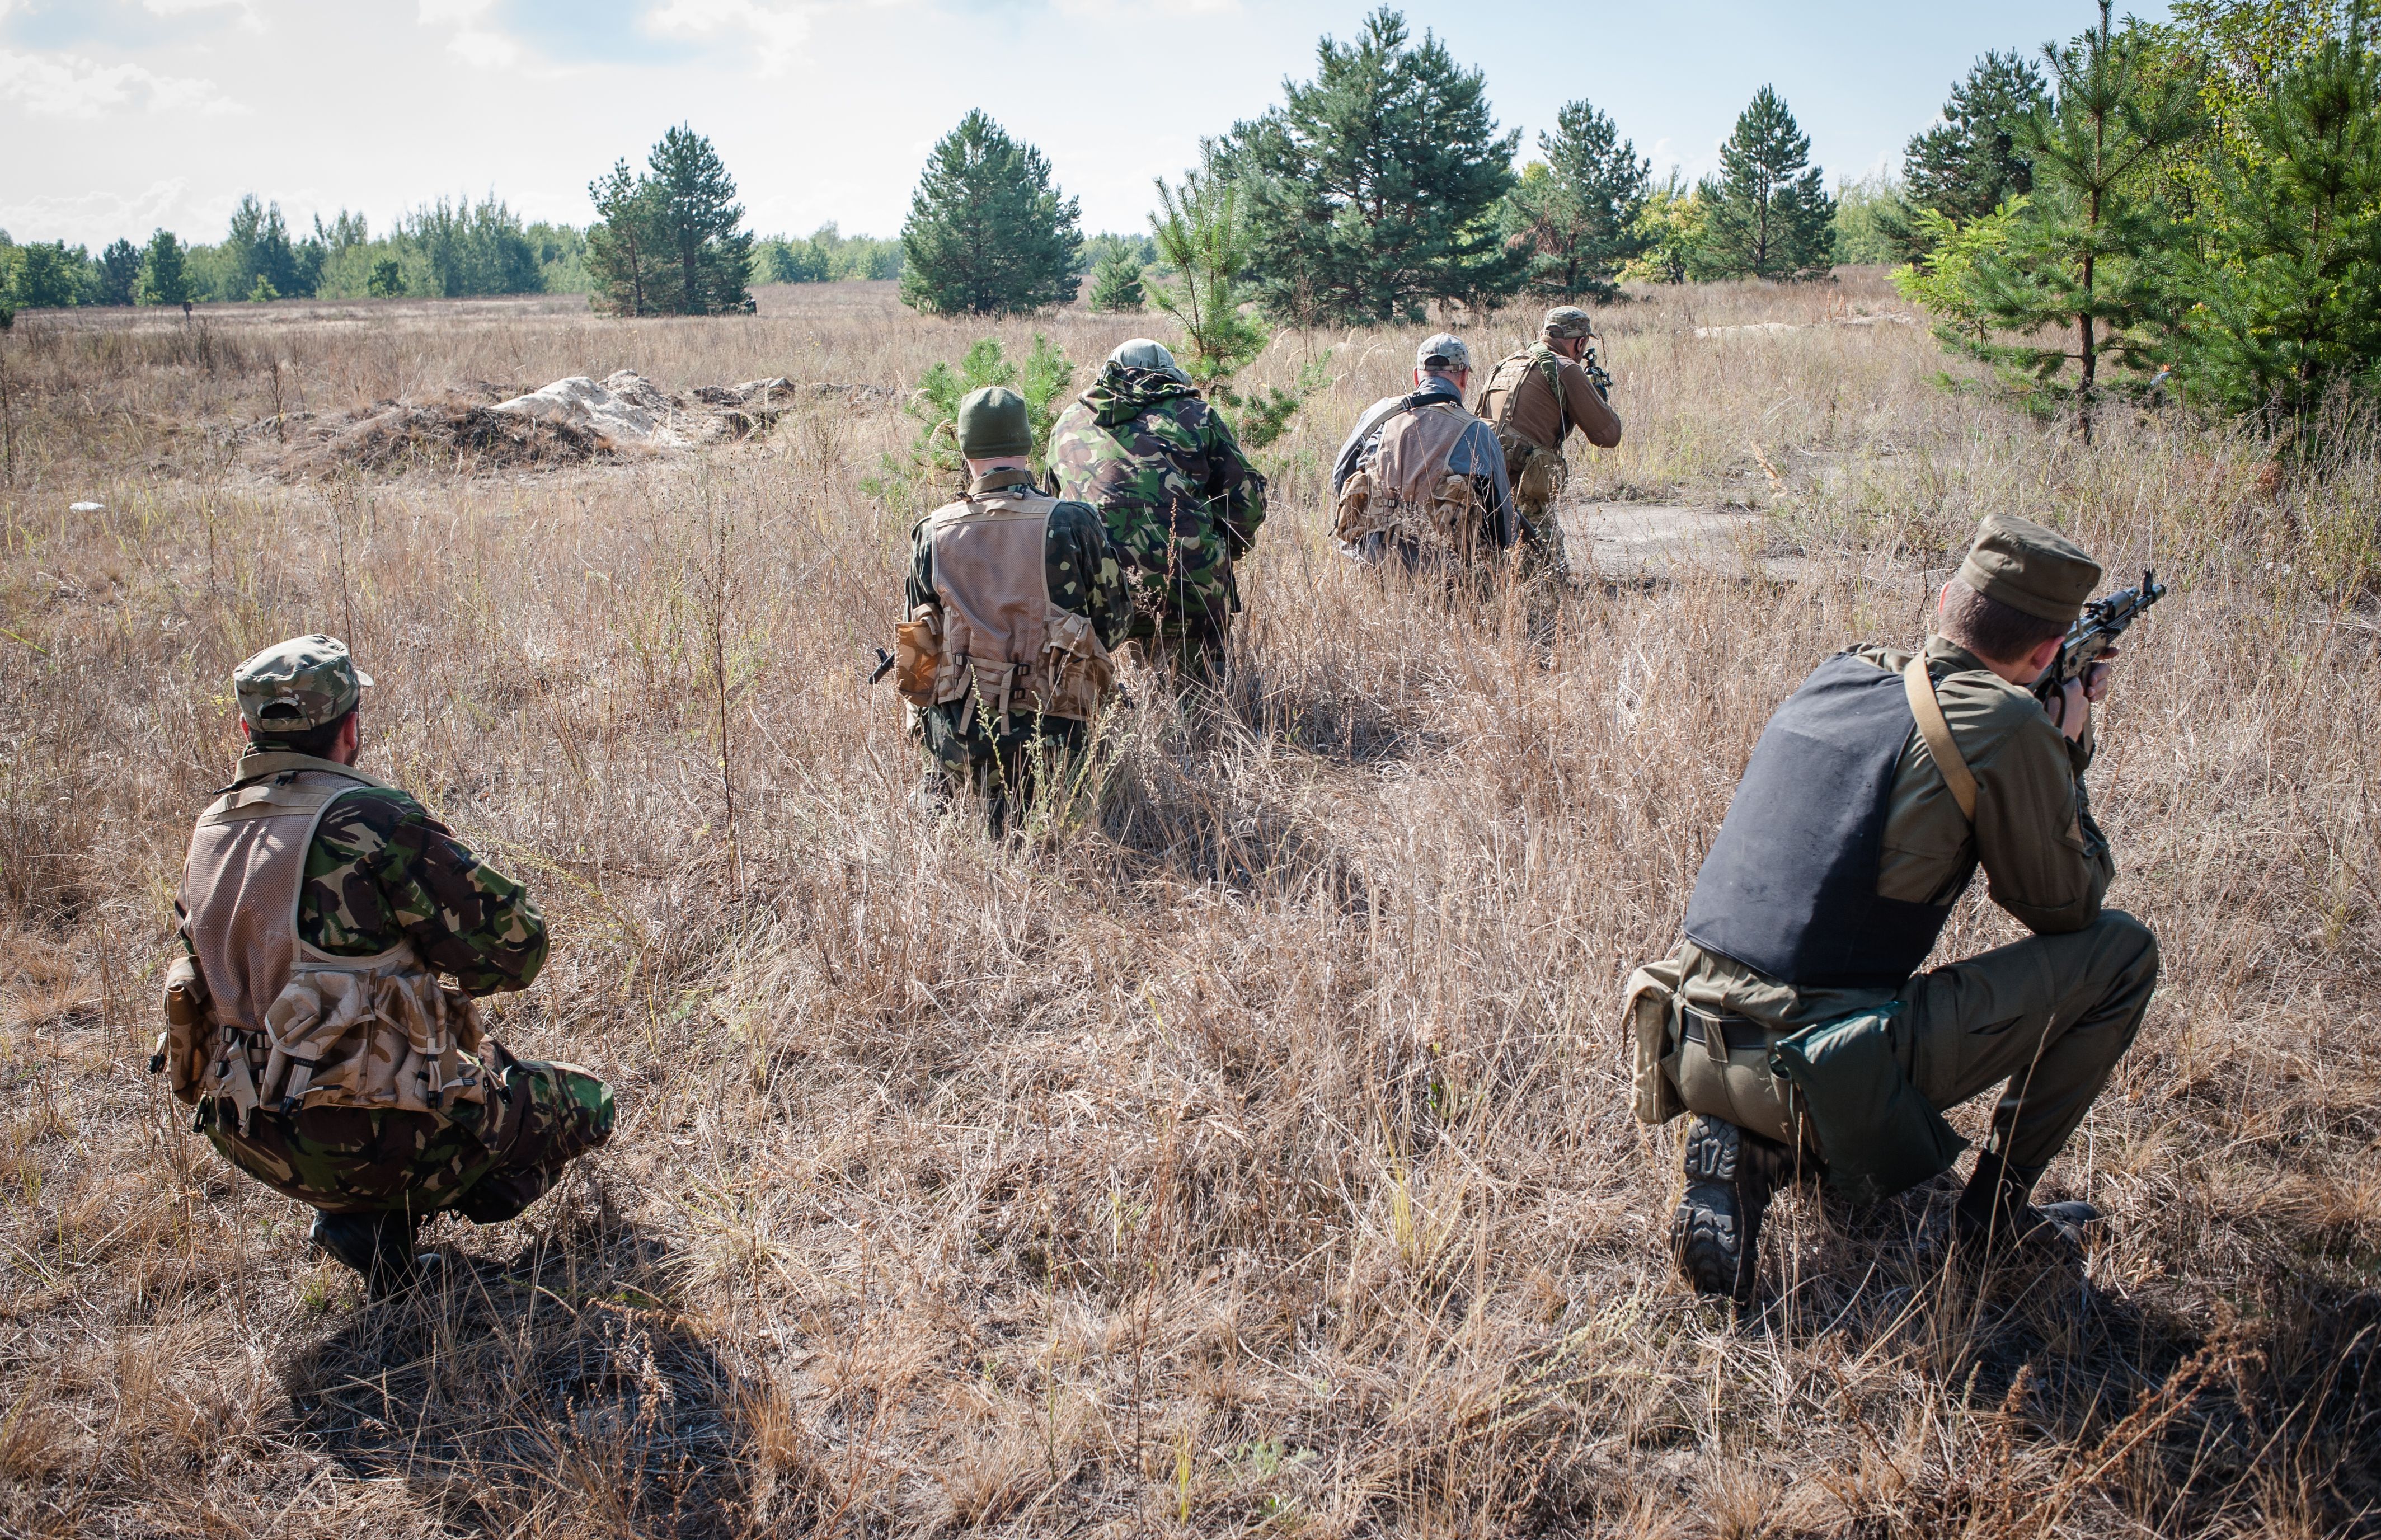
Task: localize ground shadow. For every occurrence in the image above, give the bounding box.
[276,1179,763,1538]
[1749,1180,2381,1533]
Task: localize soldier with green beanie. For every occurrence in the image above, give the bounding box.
[891,387,1131,833]
[160,635,614,1297]
[1045,338,1266,683]
[1471,306,1623,581]
[1626,514,2159,1306]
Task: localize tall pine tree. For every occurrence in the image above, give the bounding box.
[2182,11,2381,419]
[1501,98,1651,303]
[1693,87,1836,280]
[1217,8,1520,323]
[588,128,754,316]
[899,111,1081,316]
[1946,1,2201,436]
[136,228,188,307]
[95,238,142,307]
[1880,51,2052,258]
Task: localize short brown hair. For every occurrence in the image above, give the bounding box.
[1939,577,2068,666]
[250,708,354,758]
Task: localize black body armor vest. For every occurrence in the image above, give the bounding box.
[1682,652,1964,990]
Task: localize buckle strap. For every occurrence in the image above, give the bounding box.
[1680,1006,1771,1057]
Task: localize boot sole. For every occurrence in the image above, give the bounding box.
[1672,1119,1751,1302]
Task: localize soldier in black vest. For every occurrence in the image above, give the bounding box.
[1638,513,2159,1305]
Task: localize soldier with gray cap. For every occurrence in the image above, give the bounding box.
[1472,306,1624,580]
[161,635,614,1297]
[1330,334,1517,577]
[889,386,1131,834]
[1623,513,2160,1306]
[1045,338,1266,682]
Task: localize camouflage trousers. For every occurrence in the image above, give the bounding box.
[200,1044,613,1223]
[1503,439,1572,582]
[1122,613,1229,685]
[915,705,1096,836]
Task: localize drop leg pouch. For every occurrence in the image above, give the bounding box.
[1768,1007,1967,1205]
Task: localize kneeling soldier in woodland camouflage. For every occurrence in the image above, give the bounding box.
[1626,514,2159,1306]
[891,386,1131,834]
[1471,306,1623,580]
[1046,339,1266,683]
[160,636,614,1297]
[1331,334,1517,580]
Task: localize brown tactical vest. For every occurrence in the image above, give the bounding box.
[1332,400,1487,555]
[167,754,489,1126]
[913,480,1115,730]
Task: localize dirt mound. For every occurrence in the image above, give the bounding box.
[283,398,610,476]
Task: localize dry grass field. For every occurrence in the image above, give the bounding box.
[1,273,2376,1538]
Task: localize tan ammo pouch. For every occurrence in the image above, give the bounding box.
[894,604,943,706]
[1669,1004,1802,1147]
[155,953,210,1106]
[1332,467,1375,541]
[1040,609,1116,720]
[1508,438,1567,508]
[1622,961,1685,1125]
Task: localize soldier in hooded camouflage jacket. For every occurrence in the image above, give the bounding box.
[1046,339,1266,680]
[171,635,613,1296]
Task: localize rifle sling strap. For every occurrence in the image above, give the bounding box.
[1902,656,1978,822]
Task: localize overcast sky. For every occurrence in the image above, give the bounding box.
[2,0,2171,251]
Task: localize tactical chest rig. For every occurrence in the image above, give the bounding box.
[161,755,489,1129]
[894,476,1115,732]
[1476,346,1571,508]
[1332,398,1489,556]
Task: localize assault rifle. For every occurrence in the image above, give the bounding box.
[1584,341,1613,401]
[2034,567,2166,709]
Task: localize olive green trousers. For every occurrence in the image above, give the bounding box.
[1892,908,2159,1178]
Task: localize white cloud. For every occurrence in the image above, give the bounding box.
[0,46,242,116]
[0,177,194,241]
[142,0,262,25]
[645,0,814,74]
[415,0,523,67]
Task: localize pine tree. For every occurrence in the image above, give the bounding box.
[2183,10,2381,419]
[899,111,1081,316]
[1217,8,1521,323]
[1693,87,1836,280]
[648,126,754,314]
[1949,1,2201,436]
[1880,51,2053,257]
[1086,246,1145,312]
[95,238,141,307]
[136,228,188,307]
[1502,98,1652,303]
[587,159,667,316]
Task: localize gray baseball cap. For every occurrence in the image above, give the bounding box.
[1415,333,1471,372]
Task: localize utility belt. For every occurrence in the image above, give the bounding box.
[1623,965,1967,1204]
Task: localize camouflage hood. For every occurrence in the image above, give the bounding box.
[1079,362,1203,430]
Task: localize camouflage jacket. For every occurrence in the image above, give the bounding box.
[905,473,1131,766]
[1045,364,1266,632]
[177,750,550,997]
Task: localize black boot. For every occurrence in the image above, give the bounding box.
[1671,1115,1788,1307]
[1952,1152,2101,1256]
[309,1210,425,1298]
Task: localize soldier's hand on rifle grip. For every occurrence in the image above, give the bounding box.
[2052,646,2119,743]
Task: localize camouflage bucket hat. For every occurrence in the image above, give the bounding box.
[233,634,371,734]
[1416,333,1471,372]
[1542,306,1595,340]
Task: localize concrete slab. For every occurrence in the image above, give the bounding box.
[1558,502,1811,580]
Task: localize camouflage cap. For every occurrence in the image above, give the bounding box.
[955,386,1033,459]
[233,634,372,734]
[1957,513,2102,625]
[1415,333,1471,372]
[1107,337,1190,383]
[1542,306,1595,340]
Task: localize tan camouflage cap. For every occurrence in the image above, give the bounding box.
[233,634,372,734]
[1542,306,1595,340]
[1957,513,2102,625]
[1416,333,1471,372]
